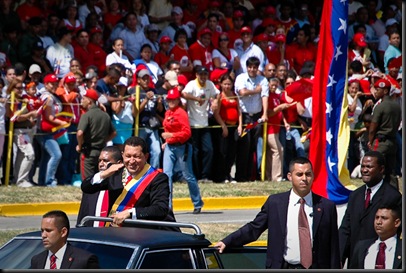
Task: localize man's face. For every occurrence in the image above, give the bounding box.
[360,156,384,186]
[241,32,252,44]
[170,63,180,75]
[247,64,258,78]
[81,96,91,109]
[137,75,150,89]
[200,34,212,48]
[77,32,89,46]
[98,151,119,171]
[196,72,208,85]
[287,163,314,197]
[41,217,67,253]
[374,208,400,241]
[123,145,149,176]
[264,64,276,79]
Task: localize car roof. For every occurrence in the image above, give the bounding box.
[16,227,212,249]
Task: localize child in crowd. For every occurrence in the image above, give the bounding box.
[22,82,42,111]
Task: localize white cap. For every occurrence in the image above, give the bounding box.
[385,18,398,27]
[29,64,42,74]
[118,77,128,86]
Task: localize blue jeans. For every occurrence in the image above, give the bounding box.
[163,143,203,209]
[289,128,306,157]
[38,133,62,186]
[138,128,161,169]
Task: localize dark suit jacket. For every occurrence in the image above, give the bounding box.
[81,168,179,231]
[338,182,402,265]
[349,236,402,269]
[221,190,341,269]
[30,243,99,269]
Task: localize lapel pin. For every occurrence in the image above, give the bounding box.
[69,257,73,262]
[397,256,401,260]
[317,208,321,212]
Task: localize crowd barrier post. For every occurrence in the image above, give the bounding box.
[5,91,16,186]
[134,85,140,136]
[261,122,267,181]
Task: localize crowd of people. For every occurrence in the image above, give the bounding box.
[0,0,402,191]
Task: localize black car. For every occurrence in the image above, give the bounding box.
[0,217,266,269]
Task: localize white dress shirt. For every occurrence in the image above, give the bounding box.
[45,243,67,269]
[364,235,397,269]
[284,190,314,264]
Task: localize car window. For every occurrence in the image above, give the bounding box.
[202,248,221,269]
[138,249,195,269]
[0,238,136,269]
[216,248,267,269]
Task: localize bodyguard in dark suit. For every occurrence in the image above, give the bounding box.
[30,210,99,269]
[349,204,402,269]
[339,151,402,266]
[215,157,340,269]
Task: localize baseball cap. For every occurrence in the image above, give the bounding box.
[374,79,391,89]
[85,71,98,80]
[195,65,209,74]
[233,10,244,18]
[387,56,402,69]
[43,74,59,84]
[82,88,99,101]
[29,64,42,74]
[241,26,252,34]
[254,33,269,43]
[265,6,277,15]
[164,70,178,86]
[146,23,159,32]
[171,6,183,15]
[166,87,181,100]
[137,69,150,78]
[209,1,220,8]
[159,36,172,44]
[89,27,103,35]
[385,18,398,27]
[198,28,212,38]
[177,74,188,86]
[64,75,76,84]
[275,34,286,43]
[262,18,277,28]
[353,33,367,47]
[117,77,128,86]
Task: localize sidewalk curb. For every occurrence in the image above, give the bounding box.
[0,196,267,217]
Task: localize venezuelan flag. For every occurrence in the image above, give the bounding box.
[309,0,355,204]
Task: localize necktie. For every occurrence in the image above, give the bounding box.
[125,175,133,186]
[298,198,312,269]
[50,254,57,270]
[375,242,386,269]
[365,188,371,209]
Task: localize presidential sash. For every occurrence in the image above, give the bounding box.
[109,165,160,220]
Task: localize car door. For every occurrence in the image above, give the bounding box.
[202,246,267,269]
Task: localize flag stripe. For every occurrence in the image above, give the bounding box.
[309,0,352,204]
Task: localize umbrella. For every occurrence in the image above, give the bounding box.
[285,78,313,102]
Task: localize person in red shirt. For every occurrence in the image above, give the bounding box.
[170,28,194,80]
[89,27,107,77]
[285,25,317,75]
[189,28,213,72]
[72,29,96,74]
[161,87,204,214]
[16,0,42,30]
[182,0,200,28]
[227,10,246,49]
[154,36,172,73]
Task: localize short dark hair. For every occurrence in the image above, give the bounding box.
[288,157,313,173]
[174,28,188,42]
[124,136,149,154]
[166,60,180,70]
[363,151,385,166]
[246,56,260,68]
[43,210,70,236]
[377,204,401,220]
[102,146,123,162]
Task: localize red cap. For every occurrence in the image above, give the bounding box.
[159,35,172,44]
[210,1,220,8]
[82,88,99,101]
[353,33,367,47]
[177,74,188,86]
[387,56,402,69]
[233,10,244,18]
[241,26,252,34]
[275,34,286,43]
[262,18,277,28]
[210,68,228,83]
[64,75,76,84]
[254,33,269,43]
[198,28,212,38]
[44,74,59,84]
[90,27,102,35]
[374,79,391,89]
[265,6,277,15]
[166,87,181,99]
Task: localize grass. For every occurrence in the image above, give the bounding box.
[0,179,368,204]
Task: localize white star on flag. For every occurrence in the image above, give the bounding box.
[327,74,337,87]
[326,129,333,145]
[334,45,343,61]
[338,18,347,34]
[328,157,336,172]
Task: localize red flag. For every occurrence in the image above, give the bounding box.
[309,0,352,204]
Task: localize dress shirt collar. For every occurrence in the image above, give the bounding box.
[48,243,67,267]
[379,234,397,251]
[289,189,313,207]
[366,180,383,199]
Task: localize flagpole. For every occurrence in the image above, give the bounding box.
[261,122,267,181]
[5,92,15,186]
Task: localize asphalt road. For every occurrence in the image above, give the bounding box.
[0,209,259,231]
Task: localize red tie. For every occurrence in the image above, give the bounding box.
[365,188,371,209]
[50,254,57,269]
[125,175,133,186]
[375,242,386,269]
[298,198,312,269]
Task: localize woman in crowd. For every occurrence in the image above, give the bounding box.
[136,43,163,84]
[129,0,150,31]
[212,32,240,78]
[59,4,83,34]
[6,78,37,187]
[213,73,242,183]
[170,28,194,80]
[37,74,68,186]
[105,38,136,73]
